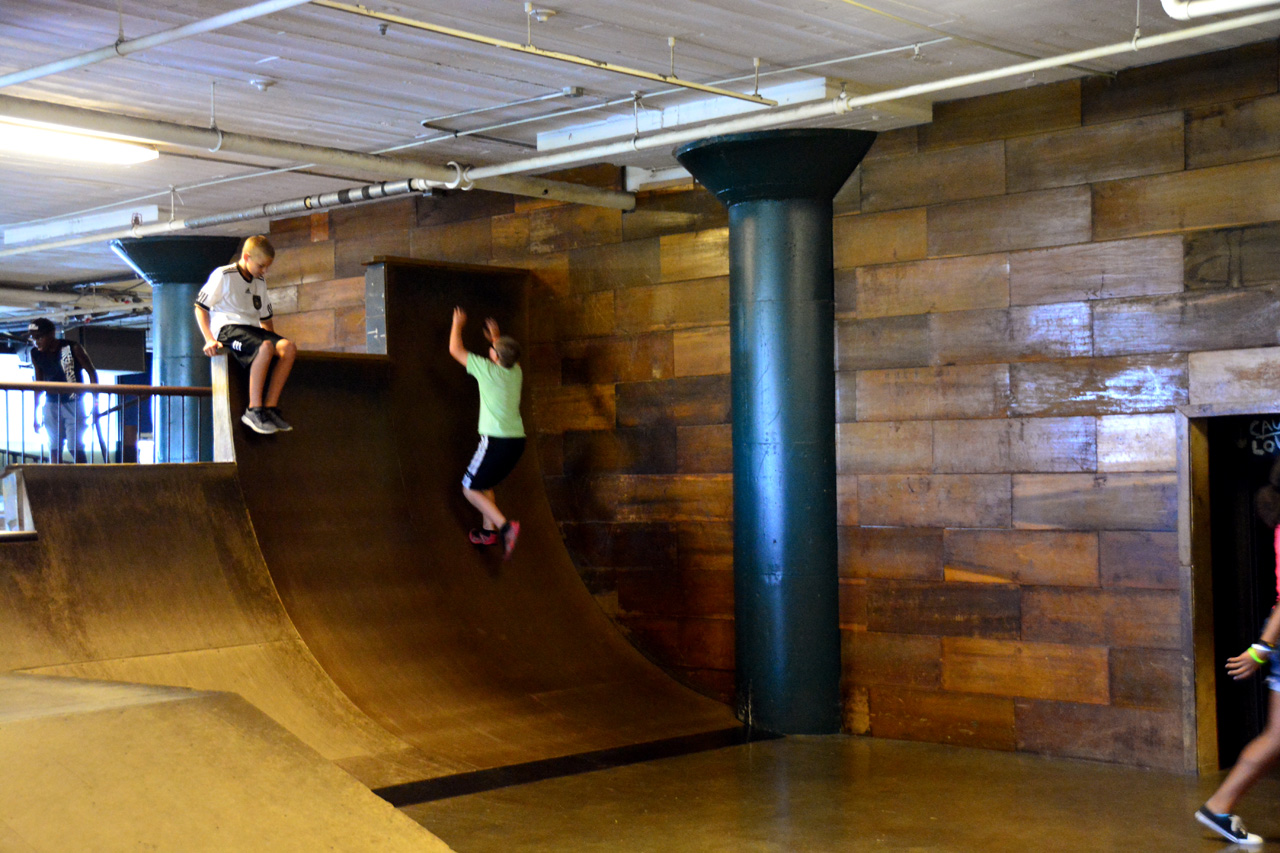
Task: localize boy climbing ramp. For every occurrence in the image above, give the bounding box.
[449,306,524,560]
[195,235,297,435]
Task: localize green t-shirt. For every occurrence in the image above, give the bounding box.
[466,352,525,438]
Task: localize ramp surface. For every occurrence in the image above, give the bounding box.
[0,258,734,806]
[232,260,735,774]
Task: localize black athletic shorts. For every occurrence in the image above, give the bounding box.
[462,435,525,490]
[218,324,284,368]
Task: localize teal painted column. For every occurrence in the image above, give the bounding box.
[676,129,876,734]
[112,235,242,462]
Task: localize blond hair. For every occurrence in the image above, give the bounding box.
[242,234,275,263]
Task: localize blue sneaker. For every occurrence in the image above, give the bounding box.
[1196,806,1263,845]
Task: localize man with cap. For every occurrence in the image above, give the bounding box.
[27,318,98,463]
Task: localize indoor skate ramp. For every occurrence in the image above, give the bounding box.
[232,259,736,775]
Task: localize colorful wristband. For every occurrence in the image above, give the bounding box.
[1249,648,1267,664]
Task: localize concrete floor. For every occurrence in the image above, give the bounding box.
[406,735,1280,852]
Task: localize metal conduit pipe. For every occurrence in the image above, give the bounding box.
[1161,0,1280,19]
[0,94,634,211]
[465,5,1280,181]
[0,0,315,89]
[0,179,435,258]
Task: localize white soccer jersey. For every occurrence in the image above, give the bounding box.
[195,263,273,337]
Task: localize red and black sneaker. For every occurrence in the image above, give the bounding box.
[469,528,499,546]
[501,520,520,560]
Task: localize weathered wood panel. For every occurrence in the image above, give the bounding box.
[673,327,730,377]
[1110,648,1182,712]
[267,285,298,315]
[1099,531,1180,590]
[838,526,944,581]
[844,631,941,688]
[943,530,1099,586]
[942,637,1109,705]
[837,475,858,526]
[1094,286,1280,356]
[270,308,334,351]
[297,276,363,312]
[676,522,734,572]
[856,364,1010,421]
[839,578,866,628]
[268,240,335,287]
[615,278,729,333]
[1094,157,1280,242]
[623,185,728,242]
[568,238,661,293]
[546,474,734,523]
[931,302,1093,365]
[562,427,678,475]
[835,315,930,371]
[331,200,414,277]
[860,141,1005,212]
[615,374,731,427]
[843,684,870,735]
[659,228,729,282]
[617,568,733,618]
[676,617,735,670]
[1021,587,1181,648]
[1097,414,1177,472]
[527,384,616,433]
[1012,472,1177,531]
[921,80,1081,150]
[1010,355,1188,417]
[560,521,678,571]
[1006,112,1183,192]
[928,186,1092,257]
[855,254,1009,319]
[415,188,514,227]
[832,208,928,270]
[557,334,674,385]
[860,474,1011,528]
[1081,40,1277,126]
[836,421,932,474]
[268,211,324,249]
[861,125,918,161]
[869,686,1017,750]
[528,205,623,255]
[408,218,492,264]
[334,305,365,351]
[932,417,1095,474]
[867,581,1020,638]
[1185,223,1280,290]
[1189,346,1280,407]
[1188,92,1280,170]
[676,424,732,474]
[1009,236,1184,306]
[528,291,614,343]
[1015,700,1184,771]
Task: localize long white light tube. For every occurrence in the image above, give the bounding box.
[1161,0,1280,20]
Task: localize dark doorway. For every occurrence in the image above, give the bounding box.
[1208,414,1280,767]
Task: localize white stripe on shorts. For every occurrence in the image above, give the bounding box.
[462,435,489,488]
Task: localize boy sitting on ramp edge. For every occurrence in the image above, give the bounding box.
[449,306,523,559]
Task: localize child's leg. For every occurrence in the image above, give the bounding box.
[462,486,507,531]
[263,338,297,408]
[1206,688,1280,813]
[247,342,274,409]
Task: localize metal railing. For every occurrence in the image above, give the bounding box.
[0,380,213,465]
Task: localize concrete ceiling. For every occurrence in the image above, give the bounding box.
[2,0,1280,304]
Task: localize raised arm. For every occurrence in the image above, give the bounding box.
[449,306,469,366]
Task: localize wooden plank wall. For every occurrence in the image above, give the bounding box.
[263,40,1280,771]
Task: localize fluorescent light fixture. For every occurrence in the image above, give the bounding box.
[0,120,158,165]
[4,205,159,246]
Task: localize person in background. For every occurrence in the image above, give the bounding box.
[27,317,98,463]
[1195,474,1280,846]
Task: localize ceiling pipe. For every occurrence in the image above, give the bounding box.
[0,178,441,258]
[1161,0,1280,19]
[0,93,634,210]
[0,0,315,89]
[313,0,776,107]
[464,4,1280,182]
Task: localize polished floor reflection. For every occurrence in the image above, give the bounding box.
[406,735,1280,852]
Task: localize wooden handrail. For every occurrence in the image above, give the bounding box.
[0,380,210,397]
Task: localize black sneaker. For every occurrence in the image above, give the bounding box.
[241,408,277,435]
[469,528,499,546]
[1196,806,1263,845]
[265,408,293,432]
[502,520,520,560]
